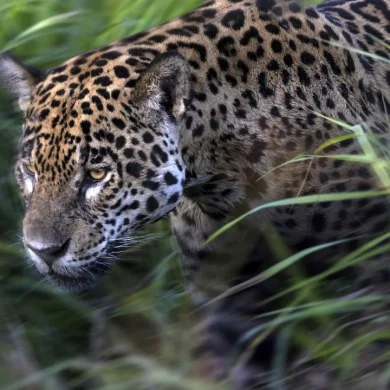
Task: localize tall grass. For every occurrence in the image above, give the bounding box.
[206,116,390,388]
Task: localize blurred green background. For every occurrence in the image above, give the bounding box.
[0,0,389,389]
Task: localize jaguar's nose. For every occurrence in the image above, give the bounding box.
[27,239,70,266]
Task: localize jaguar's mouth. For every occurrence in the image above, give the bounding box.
[46,261,111,292]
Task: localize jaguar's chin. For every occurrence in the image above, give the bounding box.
[46,261,111,292]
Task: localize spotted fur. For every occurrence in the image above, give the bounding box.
[0,0,390,387]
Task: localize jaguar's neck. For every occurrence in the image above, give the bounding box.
[94,0,389,181]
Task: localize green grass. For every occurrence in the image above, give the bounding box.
[0,0,389,389]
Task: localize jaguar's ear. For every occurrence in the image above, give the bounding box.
[133,52,191,123]
[0,52,46,112]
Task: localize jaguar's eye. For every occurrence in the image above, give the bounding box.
[87,169,107,181]
[24,164,35,176]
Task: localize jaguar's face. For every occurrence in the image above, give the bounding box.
[1,51,190,291]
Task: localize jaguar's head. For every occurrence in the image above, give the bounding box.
[0,50,190,291]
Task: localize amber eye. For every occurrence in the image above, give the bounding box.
[24,164,35,176]
[87,169,107,181]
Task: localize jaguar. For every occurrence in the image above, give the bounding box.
[1,0,389,387]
